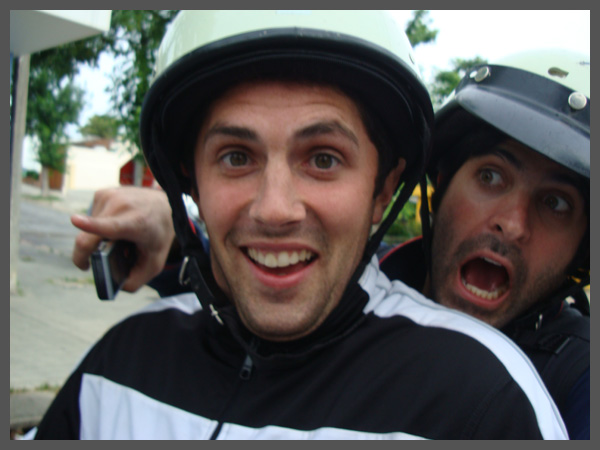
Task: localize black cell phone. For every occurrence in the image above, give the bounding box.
[91,240,137,300]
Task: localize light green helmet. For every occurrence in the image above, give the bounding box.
[433,48,590,180]
[140,10,434,261]
[495,48,589,97]
[429,48,590,314]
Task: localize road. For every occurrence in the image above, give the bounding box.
[11,191,159,392]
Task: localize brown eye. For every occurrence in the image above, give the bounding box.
[312,153,338,170]
[479,168,501,186]
[223,152,248,167]
[543,194,570,213]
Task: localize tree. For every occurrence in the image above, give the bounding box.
[430,56,488,108]
[26,64,84,196]
[24,27,109,196]
[22,11,179,191]
[403,11,488,107]
[405,10,438,48]
[103,10,179,154]
[79,114,121,140]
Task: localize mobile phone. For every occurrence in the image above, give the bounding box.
[91,240,137,300]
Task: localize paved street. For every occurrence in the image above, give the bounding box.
[10,184,160,434]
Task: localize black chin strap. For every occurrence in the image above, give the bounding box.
[507,274,590,333]
[151,126,224,325]
[418,176,432,277]
[547,275,590,317]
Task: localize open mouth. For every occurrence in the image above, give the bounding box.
[246,248,316,275]
[460,256,509,301]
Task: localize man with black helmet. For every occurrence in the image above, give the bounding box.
[381,49,590,439]
[33,12,566,439]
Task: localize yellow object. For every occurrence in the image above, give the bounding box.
[412,184,434,223]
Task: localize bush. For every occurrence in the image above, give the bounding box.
[384,201,422,245]
[23,170,39,180]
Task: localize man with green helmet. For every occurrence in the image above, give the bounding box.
[381,49,590,439]
[33,12,567,439]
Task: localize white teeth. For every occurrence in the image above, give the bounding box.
[462,278,508,300]
[247,248,314,268]
[482,257,502,267]
[264,253,277,268]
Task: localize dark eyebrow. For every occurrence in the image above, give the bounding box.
[478,146,584,191]
[203,124,259,145]
[548,169,586,192]
[484,147,523,170]
[294,121,359,146]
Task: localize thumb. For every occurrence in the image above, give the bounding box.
[71,213,124,240]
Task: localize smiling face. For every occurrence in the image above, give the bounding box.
[192,81,402,341]
[428,139,587,328]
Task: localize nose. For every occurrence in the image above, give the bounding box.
[489,191,531,243]
[249,161,306,227]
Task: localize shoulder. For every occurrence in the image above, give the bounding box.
[128,292,203,318]
[562,368,590,440]
[359,257,568,439]
[78,293,205,367]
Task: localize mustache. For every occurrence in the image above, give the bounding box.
[457,234,522,260]
[454,234,527,286]
[226,221,330,250]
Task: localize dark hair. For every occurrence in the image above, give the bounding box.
[431,125,506,212]
[431,122,590,278]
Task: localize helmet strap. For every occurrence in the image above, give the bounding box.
[151,125,224,324]
[418,177,433,276]
[366,171,416,261]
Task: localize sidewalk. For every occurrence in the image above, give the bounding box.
[10,184,161,436]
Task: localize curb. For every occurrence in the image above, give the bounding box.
[10,391,56,432]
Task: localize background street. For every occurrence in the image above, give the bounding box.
[10,184,159,435]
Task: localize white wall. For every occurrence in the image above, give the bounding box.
[65,145,132,190]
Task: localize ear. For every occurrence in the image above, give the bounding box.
[372,158,406,224]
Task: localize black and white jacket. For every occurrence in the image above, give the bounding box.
[34,257,567,439]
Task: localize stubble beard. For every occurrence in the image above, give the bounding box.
[430,217,567,328]
[210,222,363,342]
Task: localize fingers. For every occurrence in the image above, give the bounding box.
[72,230,102,270]
[70,187,178,293]
[71,213,128,270]
[120,254,165,293]
[71,213,127,240]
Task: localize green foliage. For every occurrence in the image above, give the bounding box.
[23,169,39,180]
[26,63,84,172]
[79,114,121,139]
[29,37,107,80]
[405,10,438,48]
[384,201,422,245]
[430,56,488,108]
[102,10,179,153]
[24,10,179,163]
[23,23,104,173]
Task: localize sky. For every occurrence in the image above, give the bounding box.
[69,10,591,139]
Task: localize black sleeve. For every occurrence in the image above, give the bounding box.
[462,380,545,440]
[34,367,83,439]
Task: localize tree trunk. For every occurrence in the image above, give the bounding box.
[40,166,50,197]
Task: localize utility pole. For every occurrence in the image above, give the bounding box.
[10,54,30,294]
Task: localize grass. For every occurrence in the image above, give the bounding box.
[23,194,61,202]
[47,276,94,286]
[10,383,60,394]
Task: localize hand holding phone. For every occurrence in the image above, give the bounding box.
[91,240,137,300]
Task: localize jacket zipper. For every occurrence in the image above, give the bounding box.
[209,351,255,440]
